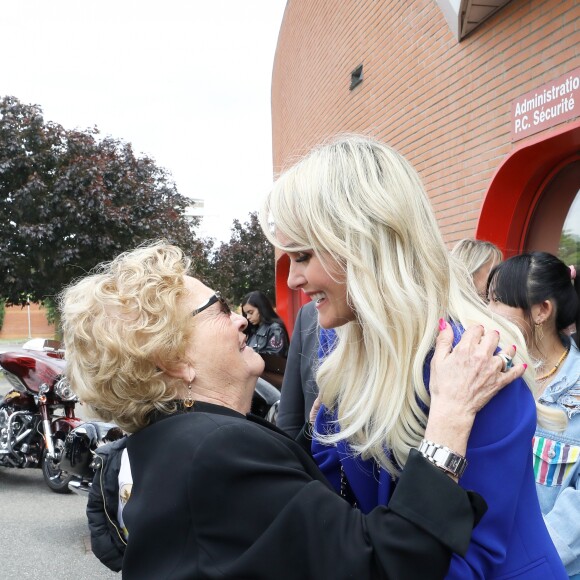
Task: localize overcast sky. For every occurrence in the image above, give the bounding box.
[1,0,287,243]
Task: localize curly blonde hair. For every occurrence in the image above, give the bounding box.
[60,242,192,433]
[262,135,536,476]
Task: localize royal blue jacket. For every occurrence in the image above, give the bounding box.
[313,324,567,579]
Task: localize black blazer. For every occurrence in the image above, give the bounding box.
[123,402,485,580]
[277,301,320,437]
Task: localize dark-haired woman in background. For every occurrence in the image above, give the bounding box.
[488,252,580,579]
[242,290,289,356]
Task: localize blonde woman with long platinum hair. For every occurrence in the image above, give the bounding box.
[262,135,567,579]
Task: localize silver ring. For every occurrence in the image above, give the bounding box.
[496,352,514,372]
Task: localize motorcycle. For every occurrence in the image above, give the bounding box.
[0,340,124,495]
[60,419,124,496]
[0,340,83,493]
[251,377,280,424]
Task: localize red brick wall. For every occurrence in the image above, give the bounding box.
[0,303,56,340]
[272,0,580,246]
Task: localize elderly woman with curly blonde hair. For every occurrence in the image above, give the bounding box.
[262,135,567,579]
[61,241,523,579]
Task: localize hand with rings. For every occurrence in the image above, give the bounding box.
[496,351,515,373]
[429,322,526,425]
[423,321,527,480]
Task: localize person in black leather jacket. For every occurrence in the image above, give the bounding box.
[86,436,129,572]
[242,290,289,356]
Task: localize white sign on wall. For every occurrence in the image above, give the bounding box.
[512,68,580,141]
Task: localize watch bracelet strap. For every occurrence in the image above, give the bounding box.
[417,438,468,478]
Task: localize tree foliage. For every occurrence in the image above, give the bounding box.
[210,212,275,305]
[0,96,208,305]
[559,231,580,268]
[0,96,276,313]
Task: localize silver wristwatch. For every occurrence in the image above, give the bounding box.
[417,439,468,478]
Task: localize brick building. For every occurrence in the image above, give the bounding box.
[271,0,580,331]
[0,303,55,340]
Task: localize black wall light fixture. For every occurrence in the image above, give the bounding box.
[350,64,363,90]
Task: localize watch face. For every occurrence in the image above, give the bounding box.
[448,456,461,470]
[419,440,467,477]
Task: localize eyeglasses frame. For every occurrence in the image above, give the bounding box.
[192,291,231,317]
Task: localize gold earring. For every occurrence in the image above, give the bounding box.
[184,368,194,408]
[184,381,194,408]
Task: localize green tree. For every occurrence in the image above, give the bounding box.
[559,231,580,268]
[0,96,210,306]
[210,212,275,305]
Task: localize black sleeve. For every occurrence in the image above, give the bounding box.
[277,309,309,437]
[383,450,487,554]
[294,420,315,453]
[188,423,485,580]
[86,459,125,573]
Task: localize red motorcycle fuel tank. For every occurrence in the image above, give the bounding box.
[0,351,66,394]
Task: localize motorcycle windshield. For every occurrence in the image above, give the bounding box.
[0,352,66,394]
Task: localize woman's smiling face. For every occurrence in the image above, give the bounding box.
[280,237,355,329]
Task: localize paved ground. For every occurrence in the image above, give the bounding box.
[0,340,29,352]
[0,468,118,579]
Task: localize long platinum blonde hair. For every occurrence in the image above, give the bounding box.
[60,242,192,433]
[262,135,541,476]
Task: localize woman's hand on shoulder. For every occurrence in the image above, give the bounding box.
[428,320,525,436]
[424,320,525,456]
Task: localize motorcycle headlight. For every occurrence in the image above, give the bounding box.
[54,378,78,402]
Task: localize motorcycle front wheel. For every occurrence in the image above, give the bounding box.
[41,436,73,494]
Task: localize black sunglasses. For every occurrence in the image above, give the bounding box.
[192,291,231,317]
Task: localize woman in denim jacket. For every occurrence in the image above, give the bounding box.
[489,252,580,578]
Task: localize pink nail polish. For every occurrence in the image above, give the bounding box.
[439,318,447,331]
[512,344,517,352]
[523,364,528,370]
